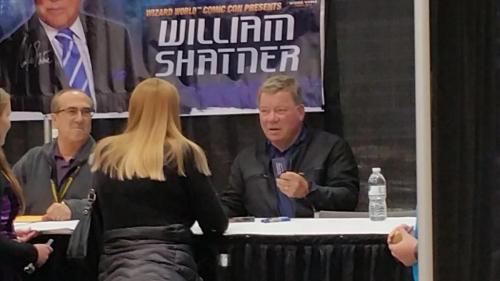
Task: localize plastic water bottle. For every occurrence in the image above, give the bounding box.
[368,167,387,221]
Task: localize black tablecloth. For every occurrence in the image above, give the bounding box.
[194,234,412,281]
[22,234,411,281]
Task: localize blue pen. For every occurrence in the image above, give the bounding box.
[261,216,290,223]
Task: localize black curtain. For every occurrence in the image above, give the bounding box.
[323,1,343,135]
[328,0,416,210]
[431,0,498,280]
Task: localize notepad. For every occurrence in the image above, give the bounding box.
[15,215,44,222]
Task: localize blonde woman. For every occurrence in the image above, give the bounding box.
[0,89,52,280]
[90,78,228,281]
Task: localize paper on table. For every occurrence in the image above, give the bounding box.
[191,217,416,236]
[15,220,79,234]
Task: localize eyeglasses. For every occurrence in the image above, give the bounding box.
[55,107,94,118]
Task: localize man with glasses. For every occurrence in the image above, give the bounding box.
[220,74,360,218]
[13,89,94,220]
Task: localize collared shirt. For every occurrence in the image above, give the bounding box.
[39,17,97,108]
[266,127,307,217]
[266,127,307,167]
[53,146,76,188]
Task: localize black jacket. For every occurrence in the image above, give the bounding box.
[221,129,360,217]
[98,225,202,281]
[91,152,228,280]
[0,13,143,113]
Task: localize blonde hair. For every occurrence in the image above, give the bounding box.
[257,74,303,105]
[0,88,25,214]
[90,78,210,180]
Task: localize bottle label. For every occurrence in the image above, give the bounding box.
[369,185,386,196]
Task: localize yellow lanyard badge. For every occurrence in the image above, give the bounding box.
[50,166,81,203]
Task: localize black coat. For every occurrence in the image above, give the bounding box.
[221,129,360,217]
[89,152,228,280]
[98,225,202,281]
[0,13,143,113]
[0,174,37,281]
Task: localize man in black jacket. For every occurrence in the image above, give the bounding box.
[0,0,142,113]
[221,74,359,218]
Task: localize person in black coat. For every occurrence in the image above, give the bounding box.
[90,78,228,281]
[0,88,53,280]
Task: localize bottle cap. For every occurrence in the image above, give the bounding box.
[372,167,381,173]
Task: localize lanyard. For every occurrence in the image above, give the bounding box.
[50,166,81,203]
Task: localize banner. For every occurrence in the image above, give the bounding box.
[0,0,323,117]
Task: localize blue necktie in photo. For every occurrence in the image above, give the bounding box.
[55,28,91,97]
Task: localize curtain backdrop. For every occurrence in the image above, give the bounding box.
[431,0,498,280]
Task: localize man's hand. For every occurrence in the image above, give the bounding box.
[16,228,39,243]
[387,224,418,266]
[42,202,71,221]
[276,171,309,198]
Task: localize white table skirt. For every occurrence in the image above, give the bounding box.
[14,217,416,236]
[191,217,416,236]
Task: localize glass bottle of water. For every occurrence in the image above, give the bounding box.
[368,167,387,221]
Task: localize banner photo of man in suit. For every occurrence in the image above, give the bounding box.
[0,0,323,116]
[0,0,143,114]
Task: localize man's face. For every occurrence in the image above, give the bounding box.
[35,0,81,29]
[258,90,305,150]
[52,91,92,144]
